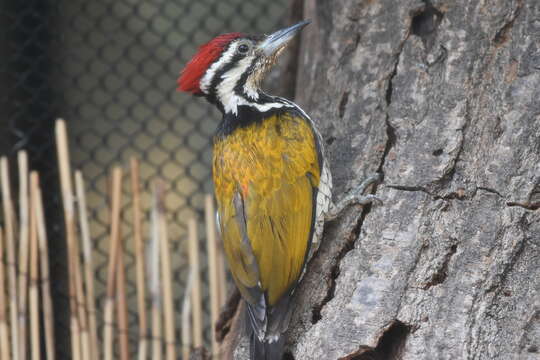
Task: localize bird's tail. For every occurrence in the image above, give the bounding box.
[245,292,291,360]
[250,332,285,360]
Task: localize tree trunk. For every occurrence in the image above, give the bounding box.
[219,0,540,359]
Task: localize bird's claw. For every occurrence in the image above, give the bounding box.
[325,173,382,221]
[354,193,383,206]
[355,173,382,195]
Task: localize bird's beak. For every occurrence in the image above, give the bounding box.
[258,20,311,57]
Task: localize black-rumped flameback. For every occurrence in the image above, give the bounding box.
[178,21,380,360]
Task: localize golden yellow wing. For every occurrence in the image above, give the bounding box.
[213,109,320,306]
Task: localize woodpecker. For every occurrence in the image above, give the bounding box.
[178,21,380,359]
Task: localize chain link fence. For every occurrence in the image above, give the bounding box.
[0,0,290,358]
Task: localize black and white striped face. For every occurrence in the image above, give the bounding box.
[199,36,273,113]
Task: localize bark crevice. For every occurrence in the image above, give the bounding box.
[386,184,467,201]
[506,201,540,211]
[311,196,377,324]
[338,320,411,360]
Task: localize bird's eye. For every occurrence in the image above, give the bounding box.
[238,44,250,54]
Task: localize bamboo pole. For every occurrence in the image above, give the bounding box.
[29,172,40,360]
[72,213,91,360]
[0,226,10,360]
[181,271,193,360]
[34,174,56,360]
[64,172,90,360]
[204,195,220,358]
[17,151,30,360]
[102,167,123,360]
[150,188,162,360]
[75,171,98,360]
[187,217,203,348]
[0,156,17,360]
[131,158,148,360]
[116,229,130,360]
[55,119,82,360]
[70,317,81,360]
[155,181,176,360]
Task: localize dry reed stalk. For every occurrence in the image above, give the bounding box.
[75,171,98,360]
[204,195,220,358]
[151,307,162,360]
[67,176,90,360]
[0,157,19,360]
[150,188,163,360]
[34,175,56,360]
[155,181,176,360]
[130,158,148,360]
[102,167,123,360]
[55,119,82,360]
[72,217,91,360]
[17,151,30,359]
[71,316,82,360]
[116,230,130,360]
[181,270,194,360]
[0,227,10,360]
[187,217,203,348]
[29,172,40,360]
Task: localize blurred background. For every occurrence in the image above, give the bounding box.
[0,0,295,358]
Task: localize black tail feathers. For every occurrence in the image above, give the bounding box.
[250,332,285,360]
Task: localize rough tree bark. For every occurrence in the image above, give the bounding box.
[217,0,540,359]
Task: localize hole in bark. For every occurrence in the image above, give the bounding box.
[432,148,443,156]
[326,136,336,146]
[341,320,411,360]
[339,91,350,118]
[411,1,443,50]
[528,345,538,353]
[411,3,443,38]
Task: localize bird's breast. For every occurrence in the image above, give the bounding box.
[213,111,320,202]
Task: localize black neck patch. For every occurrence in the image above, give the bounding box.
[215,103,298,138]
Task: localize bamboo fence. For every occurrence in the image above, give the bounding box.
[0,118,229,359]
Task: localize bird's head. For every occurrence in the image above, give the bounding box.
[178,21,310,114]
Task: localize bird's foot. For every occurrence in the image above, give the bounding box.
[325,173,382,221]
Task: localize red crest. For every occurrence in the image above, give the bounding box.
[177,33,244,94]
